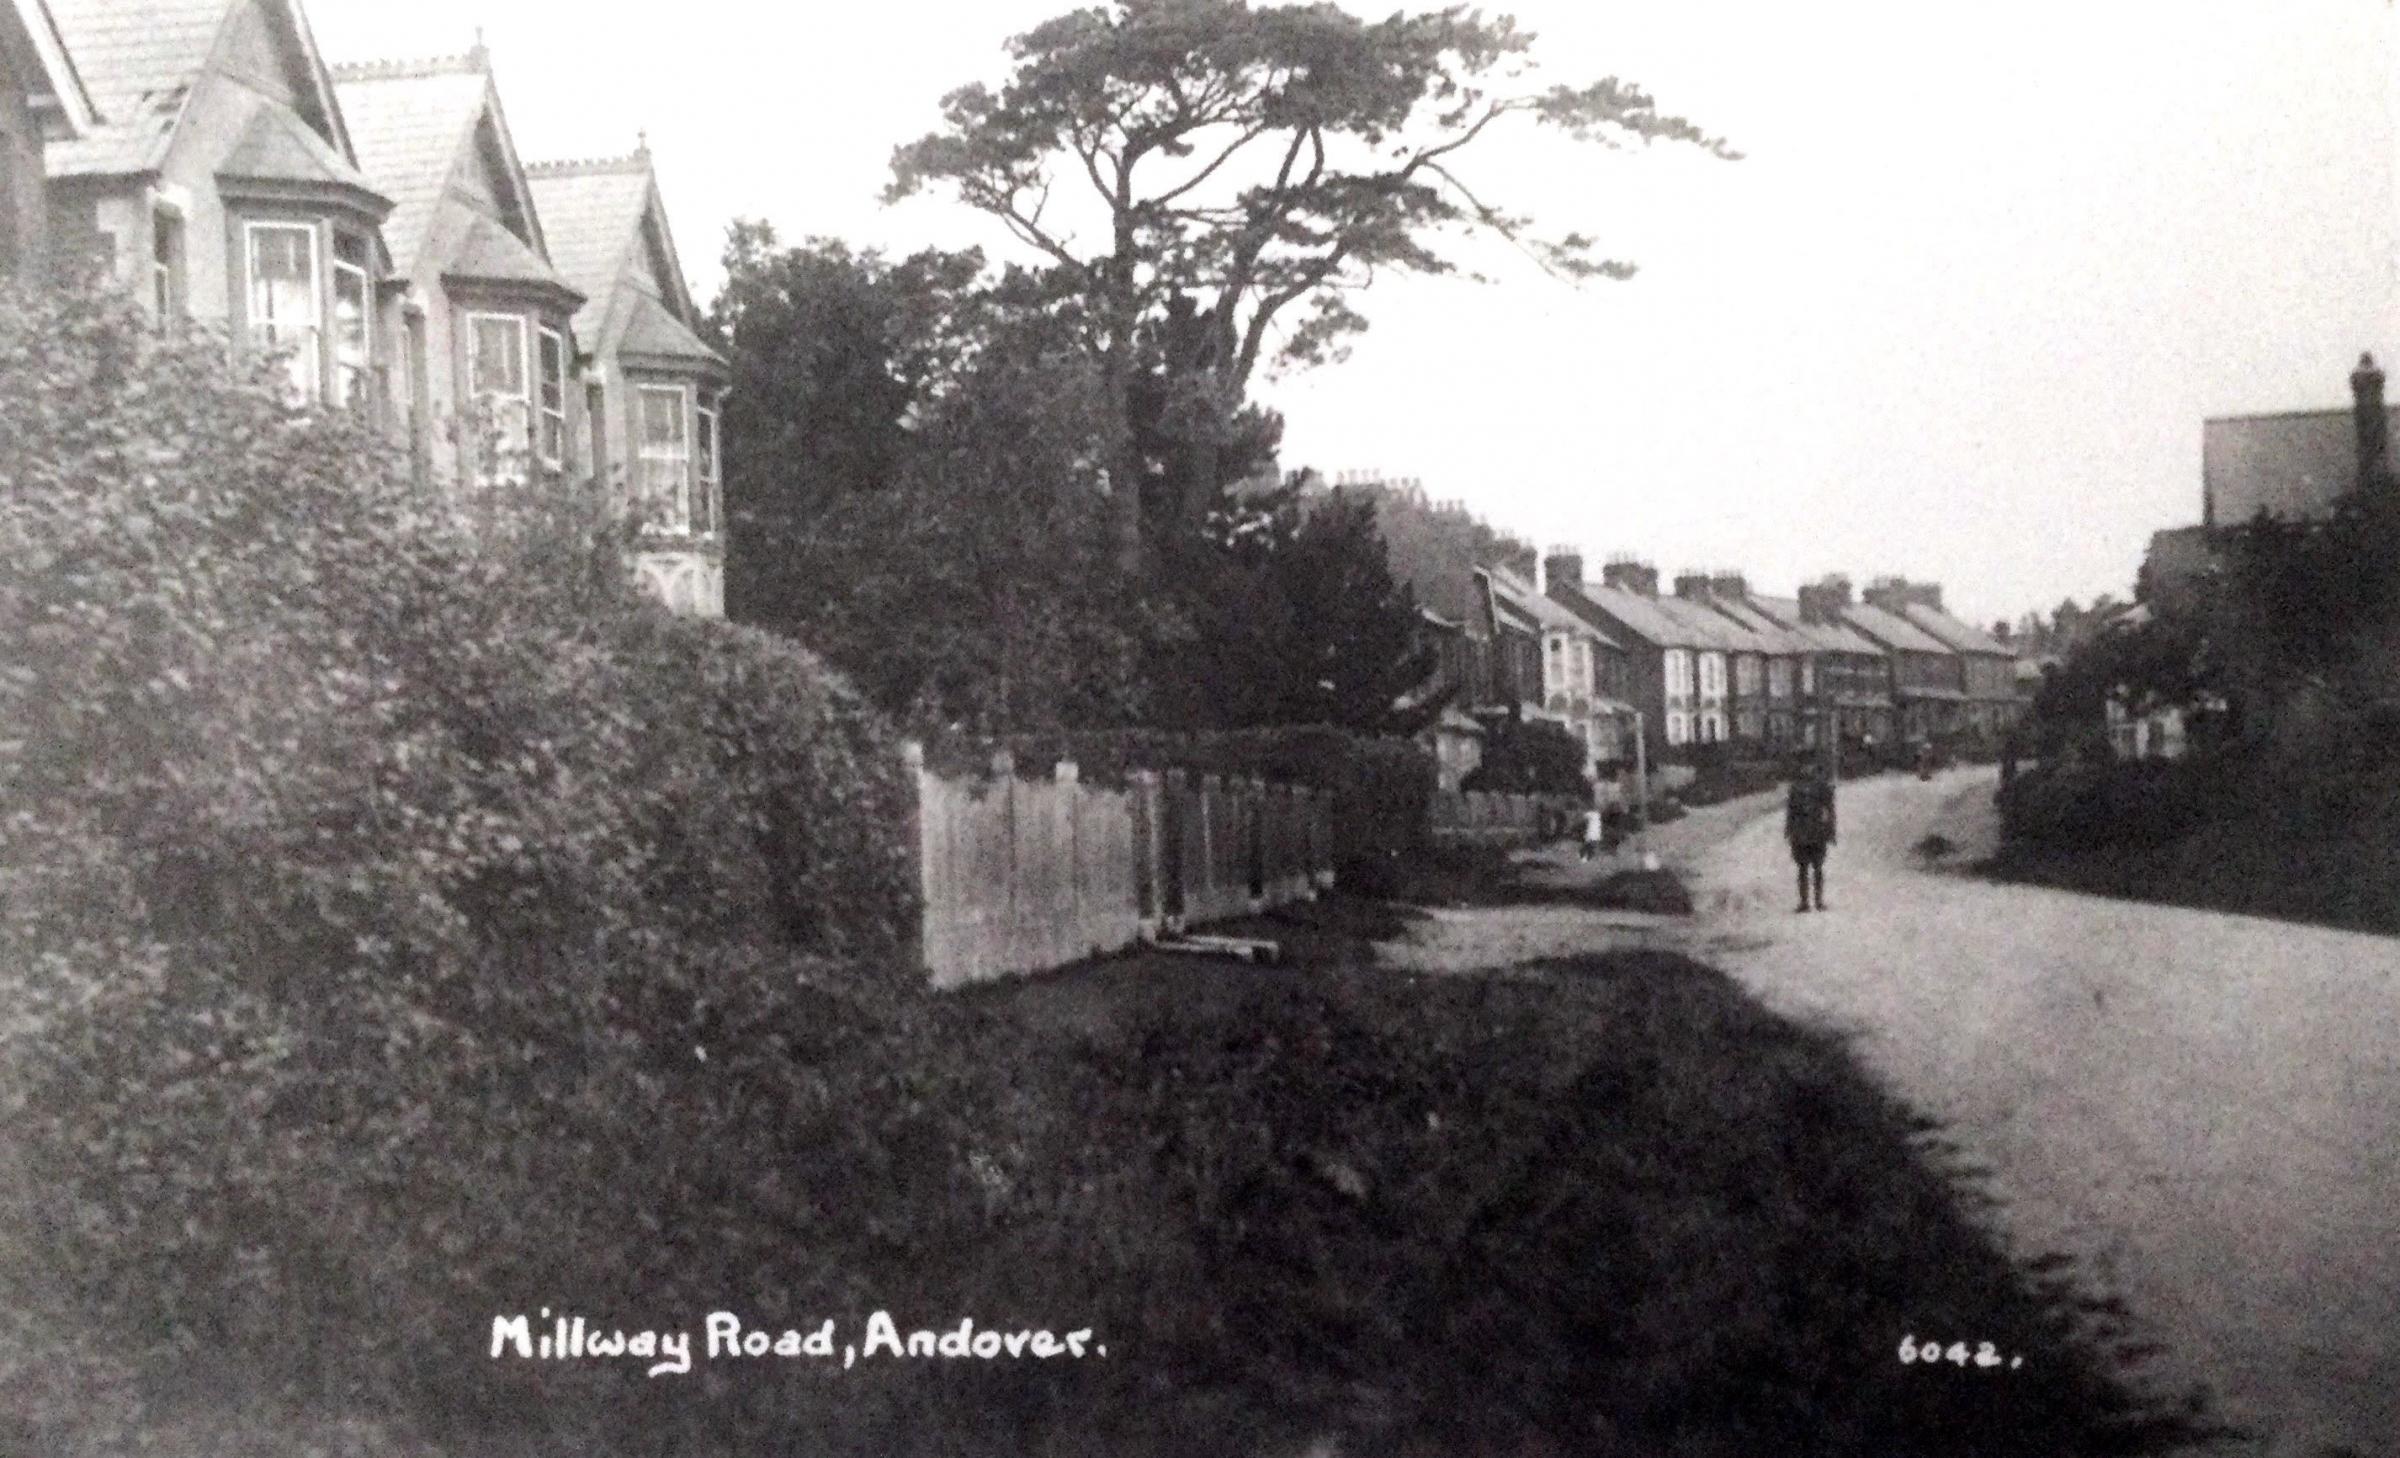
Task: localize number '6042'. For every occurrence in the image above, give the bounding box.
[1897,1335,2021,1370]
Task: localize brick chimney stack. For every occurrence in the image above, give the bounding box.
[1542,548,1585,599]
[1709,572,1749,602]
[2353,351,2387,492]
[1797,575,1853,624]
[1672,571,1714,601]
[1601,558,1659,597]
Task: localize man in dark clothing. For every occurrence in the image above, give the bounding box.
[1785,760,1836,912]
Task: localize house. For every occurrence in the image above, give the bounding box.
[40,0,395,399]
[332,46,583,491]
[2201,355,2397,527]
[2,0,92,278]
[1698,578,1823,748]
[1663,571,1795,747]
[1879,579,2023,740]
[1839,578,1968,743]
[1409,605,1484,791]
[1542,553,1730,758]
[1748,584,1897,748]
[1482,564,1634,784]
[526,145,728,617]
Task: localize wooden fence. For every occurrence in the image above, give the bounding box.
[909,746,1335,988]
[1428,789,1575,846]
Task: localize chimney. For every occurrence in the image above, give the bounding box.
[2353,351,2387,491]
[1993,620,2013,644]
[1542,548,1585,598]
[1709,571,1749,601]
[1797,575,1852,624]
[1601,558,1658,597]
[1672,571,1713,601]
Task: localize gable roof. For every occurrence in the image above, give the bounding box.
[1549,580,1702,651]
[2202,406,2399,527]
[1748,594,1886,656]
[1842,600,1955,656]
[1486,568,1620,648]
[1900,602,2010,657]
[525,150,720,366]
[45,0,357,179]
[1653,594,1773,653]
[332,51,572,300]
[1708,596,1816,655]
[4,0,97,131]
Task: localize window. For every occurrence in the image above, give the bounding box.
[1664,649,1692,699]
[1699,653,1726,698]
[637,384,691,531]
[537,328,567,471]
[695,403,720,535]
[1666,711,1690,747]
[332,234,370,411]
[467,312,531,484]
[246,221,320,400]
[151,211,183,327]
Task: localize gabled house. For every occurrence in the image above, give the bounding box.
[3,0,93,277]
[527,146,728,617]
[1846,578,1968,743]
[333,46,582,491]
[1663,571,1789,746]
[1886,582,2021,740]
[1482,564,1634,781]
[41,0,395,401]
[1749,586,1897,748]
[1543,552,1729,758]
[1698,578,1820,748]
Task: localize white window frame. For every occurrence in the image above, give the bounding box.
[537,327,567,472]
[637,383,692,533]
[244,220,321,402]
[466,311,533,486]
[330,238,371,412]
[696,402,720,537]
[1664,649,1693,700]
[1666,711,1690,747]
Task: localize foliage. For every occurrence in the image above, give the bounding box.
[1461,713,1587,796]
[2214,484,2400,696]
[0,281,919,1453]
[1146,482,1440,735]
[887,0,1736,558]
[2025,612,2212,757]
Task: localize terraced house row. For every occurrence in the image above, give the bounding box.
[0,0,728,615]
[1425,543,2024,791]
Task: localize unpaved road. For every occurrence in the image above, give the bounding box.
[1678,769,2398,1457]
[1390,769,2400,1456]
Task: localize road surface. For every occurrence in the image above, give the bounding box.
[1640,768,2400,1458]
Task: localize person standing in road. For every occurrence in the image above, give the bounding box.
[1785,757,1836,912]
[1580,804,1604,862]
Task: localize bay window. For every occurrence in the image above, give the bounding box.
[331,233,370,411]
[695,402,720,536]
[246,221,320,401]
[466,312,531,485]
[537,327,567,471]
[637,384,691,531]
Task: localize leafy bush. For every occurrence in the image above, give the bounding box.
[0,282,916,1452]
[1460,714,1587,796]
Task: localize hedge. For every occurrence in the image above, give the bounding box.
[0,283,917,1453]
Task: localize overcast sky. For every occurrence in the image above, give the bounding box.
[310,0,2397,628]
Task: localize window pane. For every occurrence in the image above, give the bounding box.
[472,317,526,394]
[638,387,689,531]
[248,224,318,398]
[537,331,566,466]
[332,260,369,409]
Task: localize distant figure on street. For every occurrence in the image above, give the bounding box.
[1580,806,1604,862]
[1785,758,1836,912]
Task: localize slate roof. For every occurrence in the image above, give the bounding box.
[214,98,381,208]
[1550,581,1704,651]
[1488,569,1620,648]
[331,58,491,277]
[41,0,226,174]
[1900,602,2011,658]
[1747,595,1886,657]
[1708,597,1816,655]
[2202,406,2399,526]
[1841,601,1955,656]
[1654,594,1772,653]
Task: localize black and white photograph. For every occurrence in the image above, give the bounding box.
[2,0,2395,1453]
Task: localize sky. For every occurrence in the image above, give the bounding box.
[307,0,2400,629]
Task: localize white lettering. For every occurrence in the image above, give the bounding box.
[649,1330,691,1378]
[1066,1329,1091,1357]
[862,1311,904,1359]
[705,1311,743,1359]
[490,1315,533,1359]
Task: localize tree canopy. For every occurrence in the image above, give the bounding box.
[889,0,1736,559]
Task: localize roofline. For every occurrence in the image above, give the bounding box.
[257,0,361,168]
[10,0,96,131]
[2203,404,2400,426]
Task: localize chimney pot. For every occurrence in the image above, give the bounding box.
[2353,351,2388,490]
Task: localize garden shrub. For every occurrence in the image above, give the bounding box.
[0,282,917,1453]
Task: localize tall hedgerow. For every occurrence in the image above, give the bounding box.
[0,282,917,1453]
